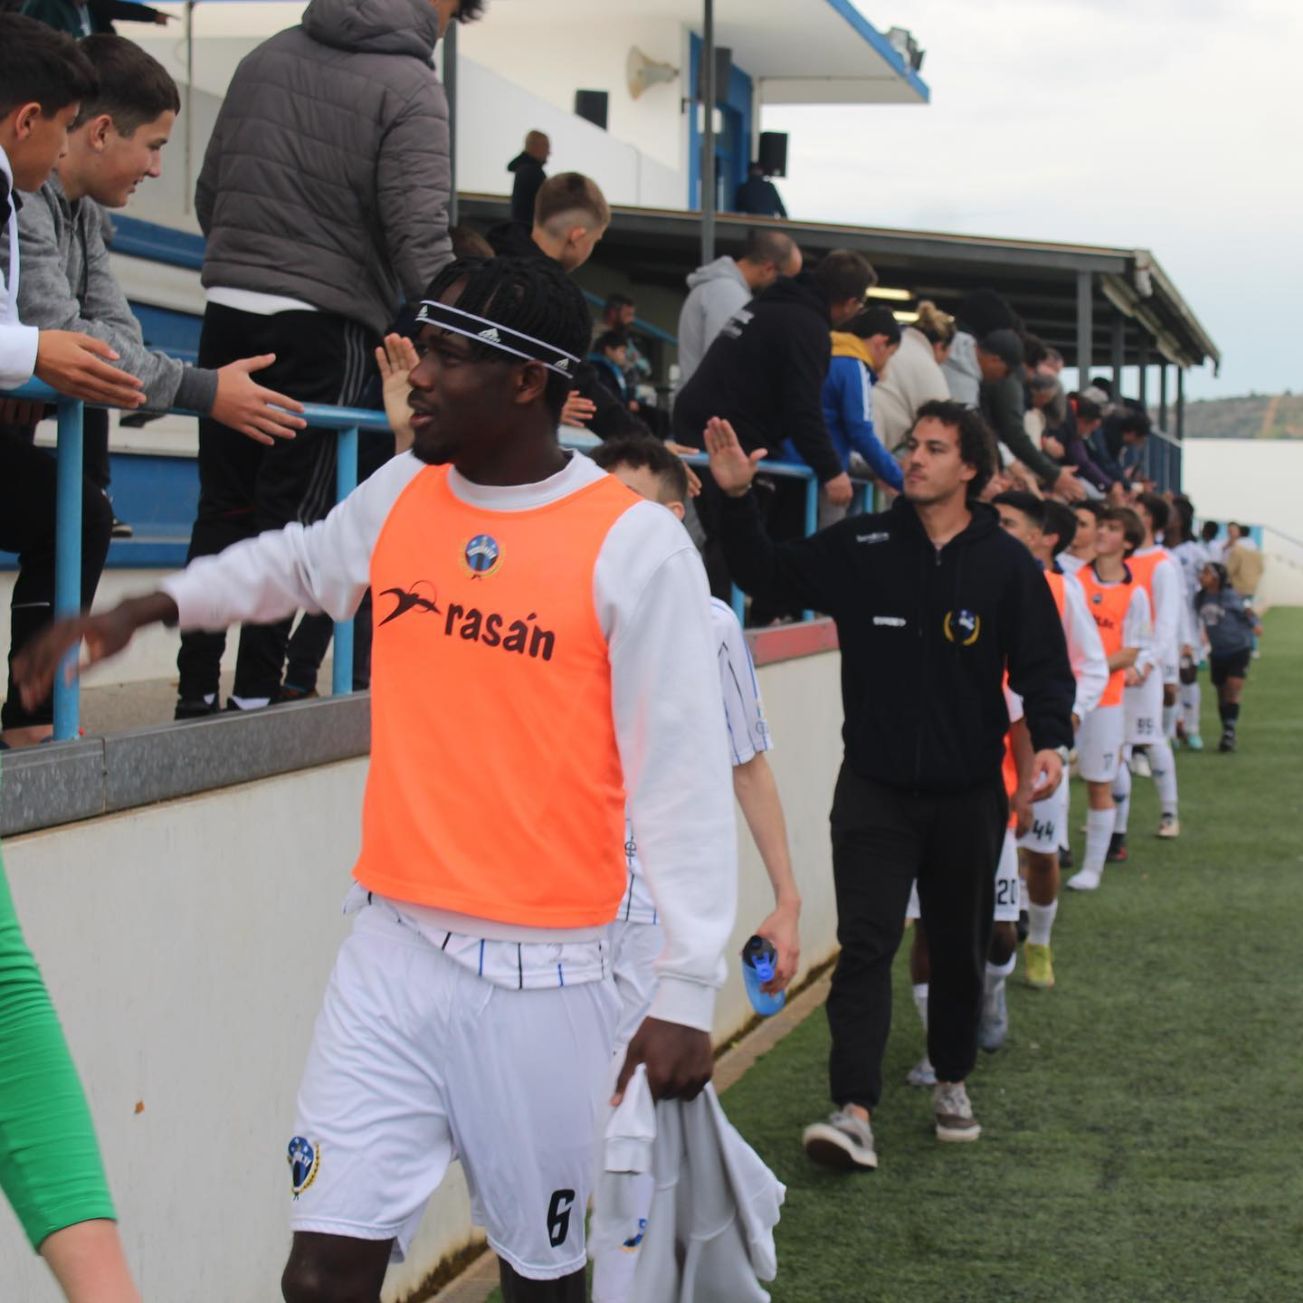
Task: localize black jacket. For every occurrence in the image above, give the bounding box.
[484,222,649,441]
[733,176,787,218]
[673,273,842,484]
[720,493,1075,793]
[507,152,546,227]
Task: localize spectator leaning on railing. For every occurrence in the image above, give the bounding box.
[176,0,478,719]
[873,299,953,453]
[15,36,305,444]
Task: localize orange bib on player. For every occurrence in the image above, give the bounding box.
[1002,734,1019,830]
[1044,569,1068,623]
[354,464,637,927]
[1127,549,1166,604]
[1076,565,1133,708]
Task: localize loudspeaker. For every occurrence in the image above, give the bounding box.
[697,46,732,102]
[758,131,788,178]
[574,90,609,131]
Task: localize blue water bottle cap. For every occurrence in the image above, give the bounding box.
[741,935,785,1017]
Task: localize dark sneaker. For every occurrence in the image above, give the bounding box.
[802,1109,878,1171]
[110,515,134,540]
[1106,832,1129,864]
[1218,728,1236,753]
[933,1082,981,1142]
[1059,843,1074,869]
[174,697,218,721]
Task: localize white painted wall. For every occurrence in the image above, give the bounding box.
[1183,439,1303,606]
[0,650,845,1301]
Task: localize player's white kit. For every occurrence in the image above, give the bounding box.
[1059,552,1089,576]
[161,452,738,1278]
[1134,545,1183,684]
[1172,539,1210,654]
[1121,583,1161,747]
[611,597,771,1048]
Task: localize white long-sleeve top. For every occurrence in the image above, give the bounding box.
[0,146,39,391]
[1123,582,1156,673]
[1060,571,1109,720]
[1135,545,1183,679]
[162,451,738,1032]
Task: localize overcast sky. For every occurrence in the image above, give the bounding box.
[762,0,1300,400]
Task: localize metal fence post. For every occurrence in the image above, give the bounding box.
[331,426,359,697]
[53,399,85,740]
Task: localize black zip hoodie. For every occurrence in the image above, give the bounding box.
[672,273,843,484]
[720,493,1076,792]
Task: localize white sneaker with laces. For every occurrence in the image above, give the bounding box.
[933,1081,981,1142]
[906,1056,937,1088]
[802,1108,878,1170]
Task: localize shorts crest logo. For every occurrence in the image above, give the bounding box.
[944,609,981,646]
[287,1136,320,1199]
[463,534,503,579]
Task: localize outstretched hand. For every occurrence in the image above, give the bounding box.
[704,417,765,497]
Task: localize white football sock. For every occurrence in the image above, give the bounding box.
[1027,900,1059,947]
[1162,702,1180,739]
[1149,737,1179,815]
[1112,761,1132,835]
[912,982,929,1032]
[1084,807,1116,875]
[984,953,1016,996]
[1182,682,1202,734]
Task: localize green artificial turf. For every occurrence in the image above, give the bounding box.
[721,608,1303,1302]
[481,610,1303,1303]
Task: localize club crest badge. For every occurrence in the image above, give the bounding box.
[944,609,981,646]
[288,1136,320,1199]
[462,534,503,579]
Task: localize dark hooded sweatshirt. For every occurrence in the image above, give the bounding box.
[719,492,1075,792]
[507,152,546,227]
[672,273,843,484]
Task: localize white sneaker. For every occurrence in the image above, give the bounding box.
[933,1081,981,1142]
[906,1056,937,1087]
[1130,749,1152,778]
[1066,868,1102,891]
[1157,814,1181,839]
[802,1108,878,1171]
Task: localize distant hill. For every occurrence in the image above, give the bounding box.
[1175,393,1303,440]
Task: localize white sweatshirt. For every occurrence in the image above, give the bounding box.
[161,451,738,1032]
[1,146,39,390]
[1060,571,1109,720]
[1135,545,1183,681]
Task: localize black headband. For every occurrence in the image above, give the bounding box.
[414,301,579,378]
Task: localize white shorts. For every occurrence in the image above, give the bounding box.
[907,829,1020,923]
[289,900,618,1279]
[1076,704,1124,783]
[608,919,662,1051]
[1018,778,1069,855]
[1124,671,1164,747]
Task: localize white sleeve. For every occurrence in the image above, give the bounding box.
[0,321,38,389]
[1126,588,1156,668]
[599,506,737,1033]
[1152,558,1183,672]
[160,454,422,630]
[1064,577,1108,718]
[712,601,771,766]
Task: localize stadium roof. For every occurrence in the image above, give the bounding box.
[465,0,930,105]
[459,197,1219,373]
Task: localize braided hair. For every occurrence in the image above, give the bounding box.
[419,256,593,421]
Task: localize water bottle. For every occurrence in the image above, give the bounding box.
[741,935,786,1016]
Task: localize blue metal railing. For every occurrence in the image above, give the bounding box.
[4,383,854,741]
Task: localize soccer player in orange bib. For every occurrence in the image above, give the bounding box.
[15,257,738,1303]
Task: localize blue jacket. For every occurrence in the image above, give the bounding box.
[784,342,904,491]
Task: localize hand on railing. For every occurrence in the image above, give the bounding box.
[213,356,307,445]
[822,472,853,508]
[664,442,703,497]
[704,416,766,497]
[35,331,145,409]
[561,391,596,428]
[376,333,419,453]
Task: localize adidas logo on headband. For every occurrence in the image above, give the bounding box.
[416,301,581,378]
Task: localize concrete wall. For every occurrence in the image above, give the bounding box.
[0,648,844,1301]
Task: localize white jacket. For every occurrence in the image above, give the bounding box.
[1,146,39,391]
[591,1067,784,1302]
[874,325,951,448]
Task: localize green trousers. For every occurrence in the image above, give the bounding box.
[0,850,114,1249]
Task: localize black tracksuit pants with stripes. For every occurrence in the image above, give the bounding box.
[176,302,377,707]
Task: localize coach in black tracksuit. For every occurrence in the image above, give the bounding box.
[706,398,1074,1154]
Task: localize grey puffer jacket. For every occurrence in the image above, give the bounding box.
[196,0,453,337]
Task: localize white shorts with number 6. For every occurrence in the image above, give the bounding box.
[1076,704,1124,784]
[907,829,1020,924]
